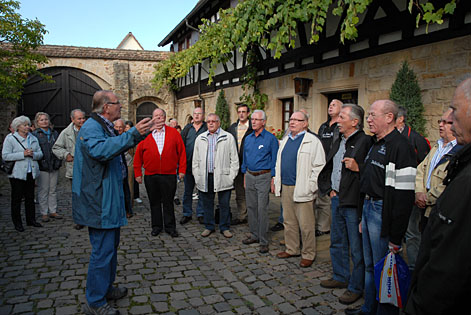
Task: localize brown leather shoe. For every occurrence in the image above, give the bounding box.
[276,251,300,258]
[242,237,258,245]
[339,290,362,305]
[320,278,348,289]
[300,258,313,268]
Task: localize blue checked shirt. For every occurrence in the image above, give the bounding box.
[207,128,220,173]
[98,113,127,180]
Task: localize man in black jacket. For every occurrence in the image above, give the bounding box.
[395,106,431,272]
[406,77,471,315]
[227,104,253,225]
[180,107,207,225]
[346,99,416,315]
[316,99,342,236]
[318,104,371,305]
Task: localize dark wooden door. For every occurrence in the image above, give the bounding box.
[136,102,158,122]
[322,90,359,121]
[19,67,101,131]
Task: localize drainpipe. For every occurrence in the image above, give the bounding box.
[185,19,199,32]
[186,20,205,112]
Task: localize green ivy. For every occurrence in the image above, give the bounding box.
[153,0,457,104]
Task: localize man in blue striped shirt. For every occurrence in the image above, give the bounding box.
[241,110,279,254]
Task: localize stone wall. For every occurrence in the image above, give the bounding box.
[34,45,174,123]
[175,34,471,143]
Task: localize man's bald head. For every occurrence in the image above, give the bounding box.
[450,77,471,144]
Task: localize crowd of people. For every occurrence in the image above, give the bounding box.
[1,78,471,314]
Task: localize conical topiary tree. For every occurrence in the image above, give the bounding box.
[390,60,427,136]
[215,89,230,130]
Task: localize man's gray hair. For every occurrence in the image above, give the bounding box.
[397,106,407,121]
[293,111,309,121]
[207,113,220,121]
[342,104,365,130]
[153,108,167,118]
[252,109,266,120]
[299,108,310,120]
[381,100,399,120]
[92,90,114,114]
[11,116,31,131]
[193,107,204,114]
[457,74,471,101]
[70,109,85,119]
[114,118,125,125]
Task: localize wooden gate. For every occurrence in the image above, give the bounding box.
[19,67,101,131]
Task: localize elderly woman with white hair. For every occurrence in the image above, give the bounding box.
[32,112,62,222]
[2,115,43,232]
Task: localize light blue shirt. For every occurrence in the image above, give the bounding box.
[426,138,457,189]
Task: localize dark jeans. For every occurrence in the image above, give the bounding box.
[144,174,176,233]
[9,173,36,227]
[330,196,364,294]
[86,227,120,307]
[199,173,231,232]
[361,199,399,315]
[123,177,132,215]
[182,171,204,218]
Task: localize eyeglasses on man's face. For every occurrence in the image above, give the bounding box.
[289,118,305,122]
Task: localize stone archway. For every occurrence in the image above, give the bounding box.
[20,66,101,131]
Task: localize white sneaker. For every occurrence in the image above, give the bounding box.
[201,229,213,237]
[192,193,199,200]
[134,198,143,204]
[222,230,233,238]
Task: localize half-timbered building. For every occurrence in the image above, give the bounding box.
[159,0,471,141]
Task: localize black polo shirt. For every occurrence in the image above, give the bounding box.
[360,132,393,199]
[319,122,338,155]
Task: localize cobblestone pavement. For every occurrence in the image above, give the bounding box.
[0,171,364,314]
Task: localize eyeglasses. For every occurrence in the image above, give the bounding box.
[207,120,219,123]
[251,118,264,121]
[289,118,305,122]
[438,119,453,125]
[107,101,121,106]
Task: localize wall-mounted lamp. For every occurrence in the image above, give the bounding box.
[293,77,312,98]
[194,99,202,108]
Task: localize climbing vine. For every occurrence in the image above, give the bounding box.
[153,0,457,108]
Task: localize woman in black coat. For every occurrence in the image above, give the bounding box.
[32,112,62,223]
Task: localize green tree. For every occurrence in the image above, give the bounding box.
[0,0,48,101]
[215,89,230,130]
[390,61,427,136]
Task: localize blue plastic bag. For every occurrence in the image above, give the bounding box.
[374,252,411,308]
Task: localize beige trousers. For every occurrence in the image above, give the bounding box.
[315,193,331,232]
[282,185,316,260]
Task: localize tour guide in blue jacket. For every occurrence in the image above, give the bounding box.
[73,90,155,315]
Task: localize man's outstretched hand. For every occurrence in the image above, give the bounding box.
[135,117,159,135]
